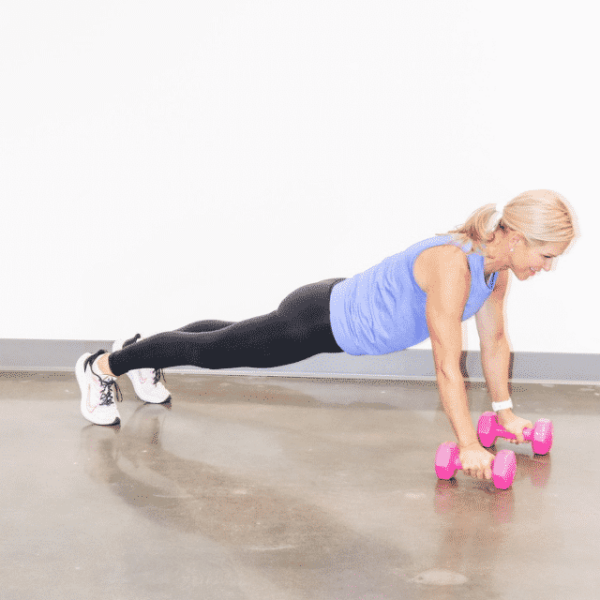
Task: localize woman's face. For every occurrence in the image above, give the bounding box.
[509,239,570,280]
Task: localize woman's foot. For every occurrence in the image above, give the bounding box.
[112,334,171,404]
[76,350,122,426]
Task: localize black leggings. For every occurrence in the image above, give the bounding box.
[108,278,345,377]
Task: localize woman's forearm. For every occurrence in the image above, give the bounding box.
[480,337,512,405]
[437,372,479,447]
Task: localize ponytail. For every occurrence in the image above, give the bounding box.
[445,204,499,254]
[444,190,577,254]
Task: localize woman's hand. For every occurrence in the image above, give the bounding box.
[497,410,533,444]
[459,441,495,480]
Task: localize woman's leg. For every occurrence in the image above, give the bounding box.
[107,279,344,376]
[118,320,235,352]
[177,320,235,333]
[94,321,238,377]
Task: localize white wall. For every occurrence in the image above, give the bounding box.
[1,1,598,354]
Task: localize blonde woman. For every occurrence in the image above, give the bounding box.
[76,189,576,483]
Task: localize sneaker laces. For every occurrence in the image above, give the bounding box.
[99,377,123,406]
[152,368,166,386]
[86,349,123,406]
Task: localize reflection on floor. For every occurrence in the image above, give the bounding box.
[1,371,599,600]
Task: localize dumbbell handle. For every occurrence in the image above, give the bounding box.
[478,412,553,455]
[435,442,516,489]
[491,422,534,442]
[445,450,508,476]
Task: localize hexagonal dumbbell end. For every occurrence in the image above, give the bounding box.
[530,418,553,455]
[435,442,516,490]
[435,442,462,480]
[477,411,553,455]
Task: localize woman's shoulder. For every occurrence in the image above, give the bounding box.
[413,243,470,294]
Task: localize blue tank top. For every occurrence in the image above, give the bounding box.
[329,235,498,355]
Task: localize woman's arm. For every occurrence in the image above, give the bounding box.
[475,270,533,441]
[419,246,495,480]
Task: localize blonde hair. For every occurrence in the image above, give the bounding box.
[446,189,578,254]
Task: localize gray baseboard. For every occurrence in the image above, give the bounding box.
[0,338,598,385]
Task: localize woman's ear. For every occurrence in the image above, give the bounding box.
[509,232,525,248]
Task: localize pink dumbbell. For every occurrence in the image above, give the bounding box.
[477,411,553,455]
[435,442,517,490]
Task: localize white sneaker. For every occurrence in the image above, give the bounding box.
[112,335,171,404]
[76,350,122,426]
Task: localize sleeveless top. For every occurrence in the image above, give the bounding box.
[329,235,498,355]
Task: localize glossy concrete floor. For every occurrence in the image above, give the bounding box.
[1,371,599,600]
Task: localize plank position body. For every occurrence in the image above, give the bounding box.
[76,189,576,483]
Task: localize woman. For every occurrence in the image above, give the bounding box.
[76,189,576,483]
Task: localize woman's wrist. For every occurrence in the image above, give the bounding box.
[456,427,480,447]
[458,438,481,449]
[491,398,513,412]
[496,407,515,426]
